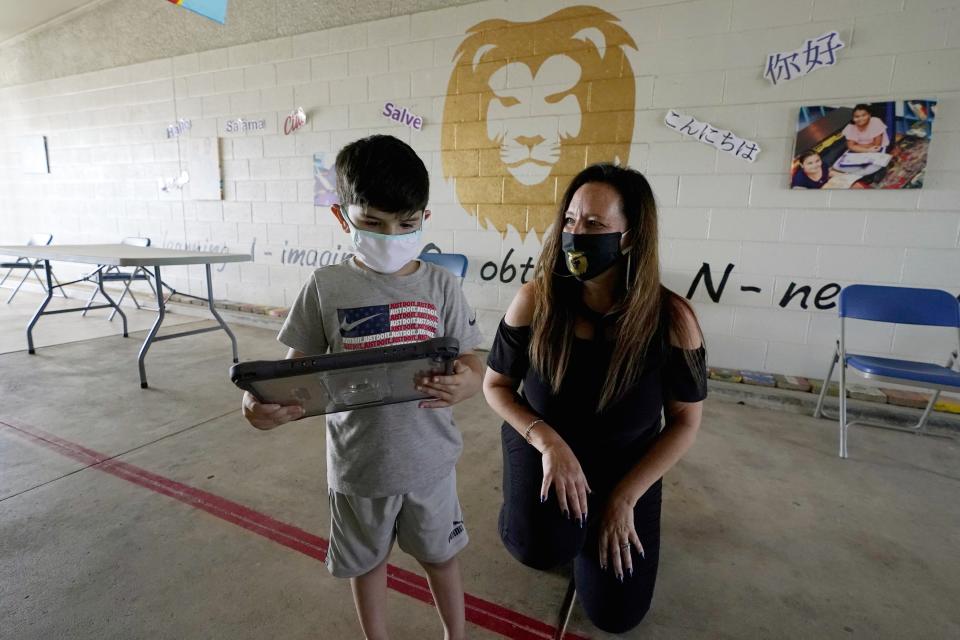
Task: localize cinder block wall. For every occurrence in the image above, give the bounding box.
[1,0,959,379]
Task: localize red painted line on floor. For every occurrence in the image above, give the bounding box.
[0,418,589,640]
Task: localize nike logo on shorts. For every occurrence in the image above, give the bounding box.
[340,313,382,333]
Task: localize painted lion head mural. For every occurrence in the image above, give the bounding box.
[441,6,637,236]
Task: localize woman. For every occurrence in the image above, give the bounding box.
[482,163,706,633]
[791,150,836,189]
[843,104,889,152]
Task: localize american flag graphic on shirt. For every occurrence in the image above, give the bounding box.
[337,301,439,350]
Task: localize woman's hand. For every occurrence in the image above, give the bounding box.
[539,436,591,525]
[242,391,303,430]
[598,490,644,582]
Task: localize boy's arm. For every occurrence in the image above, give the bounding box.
[241,347,307,429]
[417,351,483,409]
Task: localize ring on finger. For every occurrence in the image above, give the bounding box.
[620,542,630,549]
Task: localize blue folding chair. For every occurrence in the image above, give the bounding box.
[813,284,960,458]
[418,251,468,284]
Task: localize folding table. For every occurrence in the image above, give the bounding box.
[0,244,251,388]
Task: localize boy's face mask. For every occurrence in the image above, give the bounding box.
[342,204,424,274]
[561,231,625,281]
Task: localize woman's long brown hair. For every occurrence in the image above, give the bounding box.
[529,163,703,411]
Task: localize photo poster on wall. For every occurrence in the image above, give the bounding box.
[184,137,222,200]
[20,135,50,174]
[790,99,937,190]
[314,152,338,206]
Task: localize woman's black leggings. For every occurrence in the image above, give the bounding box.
[498,425,662,634]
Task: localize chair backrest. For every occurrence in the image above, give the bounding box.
[121,237,151,247]
[839,284,960,328]
[27,234,53,246]
[419,252,468,279]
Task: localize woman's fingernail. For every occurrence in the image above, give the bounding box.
[627,568,633,579]
[579,518,584,529]
[540,495,546,503]
[617,574,623,583]
[640,550,645,560]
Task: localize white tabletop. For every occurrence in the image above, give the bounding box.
[0,244,252,267]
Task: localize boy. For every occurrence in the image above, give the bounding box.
[242,135,483,640]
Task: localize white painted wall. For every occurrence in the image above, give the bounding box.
[1,0,959,379]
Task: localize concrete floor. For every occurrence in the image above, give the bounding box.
[1,290,959,640]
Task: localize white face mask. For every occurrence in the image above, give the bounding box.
[343,204,424,274]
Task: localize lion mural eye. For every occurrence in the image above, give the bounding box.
[441,6,638,237]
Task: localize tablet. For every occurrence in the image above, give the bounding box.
[230,337,459,416]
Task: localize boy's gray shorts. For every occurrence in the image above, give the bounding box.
[325,469,468,578]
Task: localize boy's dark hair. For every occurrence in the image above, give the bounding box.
[335,135,429,218]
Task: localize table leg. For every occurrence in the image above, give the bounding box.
[206,263,238,363]
[26,260,55,354]
[97,266,128,337]
[137,265,165,389]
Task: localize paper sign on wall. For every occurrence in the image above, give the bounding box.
[382,102,424,130]
[166,119,192,139]
[20,136,50,174]
[284,107,307,135]
[225,117,266,133]
[159,171,190,193]
[314,152,338,206]
[184,137,221,200]
[664,110,761,162]
[764,31,844,86]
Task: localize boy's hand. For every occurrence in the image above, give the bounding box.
[416,355,482,409]
[242,391,304,429]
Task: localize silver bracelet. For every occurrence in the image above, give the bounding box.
[523,418,544,444]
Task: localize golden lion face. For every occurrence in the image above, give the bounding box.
[441,6,637,237]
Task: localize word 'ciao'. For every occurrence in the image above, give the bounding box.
[382,102,424,130]
[284,107,307,135]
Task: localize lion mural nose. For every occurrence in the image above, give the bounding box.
[515,135,545,152]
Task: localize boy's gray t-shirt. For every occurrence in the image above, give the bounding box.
[277,258,483,498]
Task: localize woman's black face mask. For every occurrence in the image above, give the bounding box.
[561,231,624,281]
